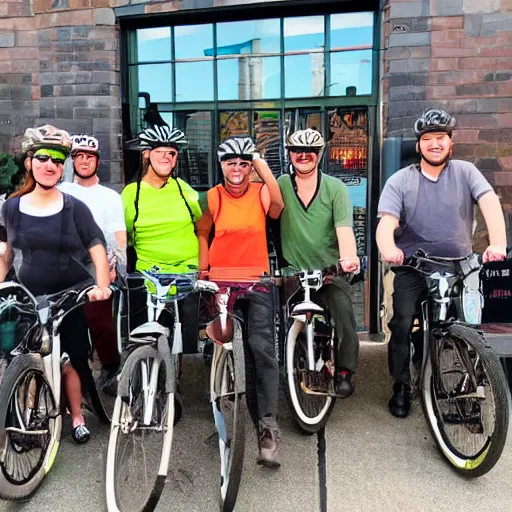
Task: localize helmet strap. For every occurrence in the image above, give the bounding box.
[419,148,450,169]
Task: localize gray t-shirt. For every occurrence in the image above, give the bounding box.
[377,160,493,258]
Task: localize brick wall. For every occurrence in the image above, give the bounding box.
[383,0,512,247]
[0,0,122,188]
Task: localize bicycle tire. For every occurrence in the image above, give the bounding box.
[421,323,510,478]
[105,344,174,512]
[212,343,247,512]
[0,354,61,500]
[285,323,335,434]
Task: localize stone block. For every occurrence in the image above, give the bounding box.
[41,85,54,97]
[51,118,92,135]
[16,31,38,47]
[92,117,122,134]
[478,128,512,142]
[0,33,15,48]
[481,13,512,37]
[390,1,424,18]
[474,157,501,171]
[52,0,70,8]
[430,0,463,16]
[74,107,115,119]
[389,31,430,47]
[94,8,116,25]
[463,0,500,13]
[389,85,427,101]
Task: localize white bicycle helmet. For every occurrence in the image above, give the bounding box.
[22,125,72,155]
[71,134,100,156]
[217,136,256,162]
[285,128,325,160]
[414,109,457,139]
[139,125,187,149]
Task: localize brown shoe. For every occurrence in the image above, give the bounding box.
[257,426,281,469]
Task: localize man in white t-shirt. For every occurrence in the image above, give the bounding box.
[59,134,126,393]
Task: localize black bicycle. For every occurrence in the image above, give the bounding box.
[392,250,510,477]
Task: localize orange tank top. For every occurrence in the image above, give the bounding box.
[208,182,269,281]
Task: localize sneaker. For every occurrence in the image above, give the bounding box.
[257,418,281,469]
[72,424,90,444]
[388,383,411,418]
[334,370,354,398]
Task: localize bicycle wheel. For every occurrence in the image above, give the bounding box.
[0,354,61,500]
[421,324,509,477]
[285,323,335,434]
[105,344,174,512]
[211,342,247,512]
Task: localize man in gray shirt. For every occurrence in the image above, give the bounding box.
[376,109,507,418]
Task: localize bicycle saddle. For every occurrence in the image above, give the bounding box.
[291,301,324,318]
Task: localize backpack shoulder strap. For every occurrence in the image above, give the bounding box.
[208,185,223,224]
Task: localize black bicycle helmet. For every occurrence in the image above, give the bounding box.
[414,109,457,139]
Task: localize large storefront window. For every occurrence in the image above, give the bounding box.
[124,10,377,329]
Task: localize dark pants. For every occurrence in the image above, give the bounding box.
[128,285,200,355]
[84,298,120,369]
[239,288,280,427]
[316,277,359,374]
[388,269,428,384]
[60,307,92,393]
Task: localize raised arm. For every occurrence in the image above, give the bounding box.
[253,156,284,219]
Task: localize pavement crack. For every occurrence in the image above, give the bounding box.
[317,427,327,512]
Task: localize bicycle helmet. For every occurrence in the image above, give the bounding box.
[285,128,325,151]
[414,109,457,139]
[21,125,72,156]
[217,136,256,162]
[139,125,187,149]
[70,134,100,156]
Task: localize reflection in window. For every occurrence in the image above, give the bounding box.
[176,61,214,102]
[136,64,172,102]
[284,16,324,52]
[217,57,280,101]
[285,54,324,98]
[330,12,374,49]
[175,111,212,187]
[329,50,372,96]
[136,27,171,63]
[175,24,213,59]
[253,111,281,177]
[219,111,249,141]
[216,19,280,55]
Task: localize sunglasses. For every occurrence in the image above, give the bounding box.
[33,154,65,165]
[289,148,320,155]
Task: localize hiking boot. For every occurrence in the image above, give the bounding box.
[388,383,411,418]
[334,370,354,398]
[257,418,281,469]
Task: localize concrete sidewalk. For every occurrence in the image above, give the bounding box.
[326,341,512,512]
[3,342,511,512]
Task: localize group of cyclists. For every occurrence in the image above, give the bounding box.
[0,107,507,471]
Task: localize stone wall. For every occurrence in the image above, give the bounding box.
[0,0,122,187]
[383,0,512,247]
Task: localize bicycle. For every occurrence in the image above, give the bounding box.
[204,274,274,512]
[104,268,217,512]
[0,280,113,500]
[392,250,510,477]
[281,265,362,434]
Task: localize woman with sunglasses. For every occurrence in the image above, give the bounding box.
[0,125,111,443]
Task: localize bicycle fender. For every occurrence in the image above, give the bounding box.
[231,319,246,394]
[130,321,170,339]
[157,334,176,394]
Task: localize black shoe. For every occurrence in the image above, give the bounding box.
[72,424,90,444]
[334,370,354,398]
[388,383,411,418]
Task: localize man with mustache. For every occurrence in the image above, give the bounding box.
[278,128,361,398]
[197,136,284,468]
[377,109,507,418]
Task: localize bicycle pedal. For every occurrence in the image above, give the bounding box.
[302,370,329,394]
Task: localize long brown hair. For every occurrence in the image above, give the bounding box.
[9,156,35,198]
